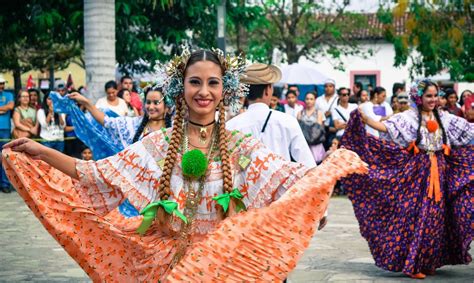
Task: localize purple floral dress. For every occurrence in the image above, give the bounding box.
[341,109,473,275]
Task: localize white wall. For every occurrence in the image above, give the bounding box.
[298,42,410,97]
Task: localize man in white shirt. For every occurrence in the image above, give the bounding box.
[227,63,315,168]
[315,79,338,127]
[331,87,358,138]
[227,63,327,229]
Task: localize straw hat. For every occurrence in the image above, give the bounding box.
[240,63,282,85]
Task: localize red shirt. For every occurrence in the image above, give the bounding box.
[130,91,143,112]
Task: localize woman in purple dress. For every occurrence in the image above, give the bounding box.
[341,79,473,279]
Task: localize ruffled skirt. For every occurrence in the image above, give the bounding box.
[341,111,473,274]
[3,148,366,282]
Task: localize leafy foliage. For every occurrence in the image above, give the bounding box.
[240,1,370,65]
[378,1,473,81]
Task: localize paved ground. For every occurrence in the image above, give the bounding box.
[0,193,472,282]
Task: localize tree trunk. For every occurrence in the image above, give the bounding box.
[286,42,299,64]
[84,0,116,103]
[13,67,22,96]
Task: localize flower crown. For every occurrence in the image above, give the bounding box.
[409,79,438,106]
[162,47,249,113]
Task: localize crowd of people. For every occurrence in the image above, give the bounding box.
[0,50,472,281]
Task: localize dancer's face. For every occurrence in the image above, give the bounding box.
[183,61,223,122]
[422,86,438,111]
[145,91,166,121]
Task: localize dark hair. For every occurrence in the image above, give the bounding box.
[390,95,398,104]
[120,75,133,83]
[305,91,317,99]
[414,81,446,146]
[444,88,456,98]
[354,82,363,98]
[117,89,131,100]
[247,84,269,101]
[132,87,171,143]
[392,82,405,96]
[337,87,349,96]
[286,89,297,98]
[273,86,283,98]
[42,92,60,122]
[185,50,224,76]
[104,80,117,91]
[288,85,299,91]
[28,88,39,96]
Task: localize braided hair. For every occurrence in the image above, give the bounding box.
[157,96,186,200]
[132,87,169,143]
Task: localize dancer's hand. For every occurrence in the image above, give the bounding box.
[68,92,91,106]
[3,138,45,160]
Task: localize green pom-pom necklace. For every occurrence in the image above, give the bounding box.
[181,149,208,178]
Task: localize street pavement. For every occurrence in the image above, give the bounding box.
[1,193,472,282]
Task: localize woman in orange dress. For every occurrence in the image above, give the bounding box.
[2,49,367,282]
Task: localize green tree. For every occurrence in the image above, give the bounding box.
[378,0,473,81]
[0,0,82,93]
[239,0,370,65]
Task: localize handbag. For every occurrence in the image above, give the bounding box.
[12,117,34,139]
[298,110,326,145]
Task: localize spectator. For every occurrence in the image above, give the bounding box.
[392,82,405,97]
[120,75,143,114]
[397,92,411,112]
[95,80,128,116]
[359,87,383,137]
[81,146,93,161]
[12,90,38,139]
[372,87,393,118]
[226,63,315,168]
[283,89,303,117]
[438,90,448,109]
[444,88,463,117]
[37,92,66,152]
[0,75,15,193]
[315,79,338,148]
[367,83,374,94]
[54,80,68,96]
[359,90,369,104]
[28,88,41,110]
[117,89,139,117]
[459,89,471,110]
[269,92,285,112]
[391,95,400,113]
[331,87,358,139]
[350,81,362,104]
[63,91,87,159]
[297,91,326,164]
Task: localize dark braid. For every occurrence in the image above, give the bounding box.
[433,108,447,145]
[132,114,149,143]
[415,106,423,146]
[157,97,186,200]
